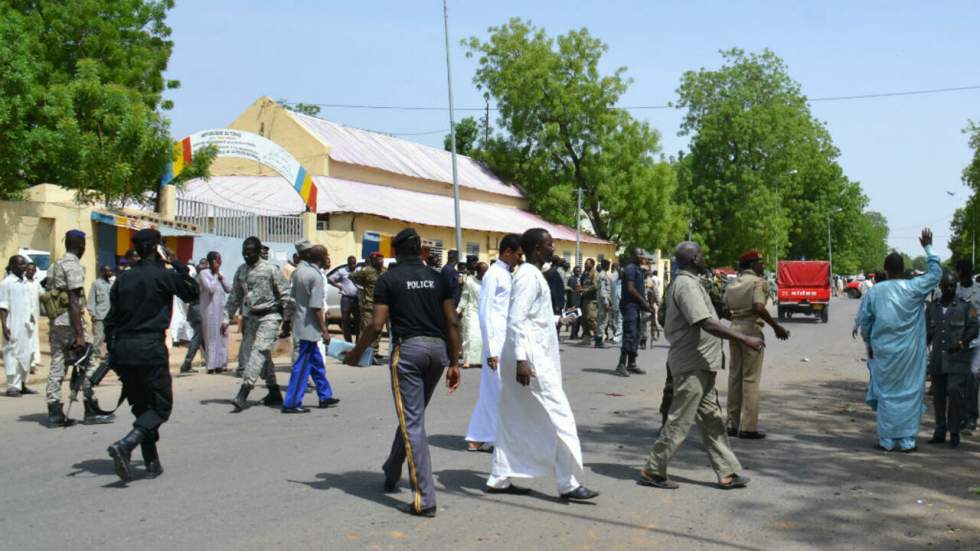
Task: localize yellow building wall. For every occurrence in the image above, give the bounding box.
[313,229,358,264]
[225,96,331,176]
[327,213,614,264]
[0,188,99,293]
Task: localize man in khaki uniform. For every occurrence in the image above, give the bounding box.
[44,230,115,427]
[723,250,789,439]
[226,236,294,411]
[578,258,599,346]
[351,252,385,361]
[637,241,762,490]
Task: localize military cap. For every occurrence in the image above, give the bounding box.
[739,250,763,264]
[294,239,313,253]
[65,229,86,239]
[369,251,384,258]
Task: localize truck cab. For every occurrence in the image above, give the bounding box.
[777,260,831,323]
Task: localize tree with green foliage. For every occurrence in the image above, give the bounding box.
[0,1,211,205]
[279,100,322,117]
[465,18,685,249]
[674,48,884,271]
[444,117,481,157]
[948,121,980,263]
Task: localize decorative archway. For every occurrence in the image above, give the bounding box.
[161,129,317,211]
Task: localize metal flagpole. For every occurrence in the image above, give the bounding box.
[443,0,463,254]
[575,187,582,267]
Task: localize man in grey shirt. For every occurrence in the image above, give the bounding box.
[87,265,113,362]
[637,241,762,491]
[282,243,339,413]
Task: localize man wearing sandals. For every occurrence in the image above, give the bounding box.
[638,240,763,490]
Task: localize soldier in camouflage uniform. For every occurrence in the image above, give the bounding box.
[226,237,294,412]
[578,258,599,346]
[351,252,385,362]
[44,230,114,427]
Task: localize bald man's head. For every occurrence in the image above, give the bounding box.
[674,241,704,272]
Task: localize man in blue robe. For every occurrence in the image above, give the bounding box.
[856,228,941,452]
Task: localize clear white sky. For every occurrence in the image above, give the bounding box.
[163,1,980,258]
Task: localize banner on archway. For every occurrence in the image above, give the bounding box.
[161,129,317,211]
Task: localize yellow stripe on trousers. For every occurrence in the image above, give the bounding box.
[389,345,422,513]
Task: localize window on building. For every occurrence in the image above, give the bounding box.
[423,239,444,267]
[562,251,572,265]
[466,242,480,258]
[597,253,605,264]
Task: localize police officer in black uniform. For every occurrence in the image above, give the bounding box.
[105,229,199,482]
[345,228,461,518]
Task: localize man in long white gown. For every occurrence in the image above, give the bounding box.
[485,228,599,502]
[464,235,522,452]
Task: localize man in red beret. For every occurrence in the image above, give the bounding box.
[722,250,789,439]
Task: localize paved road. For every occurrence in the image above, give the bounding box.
[1,298,977,550]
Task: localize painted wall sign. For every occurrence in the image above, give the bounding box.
[161,129,317,211]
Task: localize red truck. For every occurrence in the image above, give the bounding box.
[777,260,831,323]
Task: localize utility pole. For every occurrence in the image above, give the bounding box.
[484,99,490,144]
[575,187,582,267]
[443,0,463,254]
[827,212,834,290]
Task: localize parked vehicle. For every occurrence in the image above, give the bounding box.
[777,260,831,323]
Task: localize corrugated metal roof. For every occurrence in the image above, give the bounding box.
[178,176,609,245]
[287,112,525,199]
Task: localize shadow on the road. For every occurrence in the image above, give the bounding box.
[67,458,118,477]
[575,374,980,549]
[288,471,404,512]
[427,433,466,451]
[17,412,50,426]
[199,399,233,407]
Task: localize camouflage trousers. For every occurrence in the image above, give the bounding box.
[241,316,279,387]
[360,310,381,351]
[580,299,598,340]
[46,325,95,404]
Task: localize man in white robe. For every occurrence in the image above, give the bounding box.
[25,262,42,369]
[2,255,38,396]
[485,229,599,502]
[198,252,231,373]
[465,235,522,451]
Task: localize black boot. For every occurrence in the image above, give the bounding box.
[83,398,115,425]
[614,352,630,377]
[47,401,72,428]
[179,362,194,374]
[260,384,283,407]
[594,336,605,349]
[928,429,946,444]
[231,383,253,412]
[627,354,646,375]
[639,338,647,350]
[141,440,163,478]
[107,428,146,482]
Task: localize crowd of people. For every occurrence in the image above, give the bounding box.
[1,224,975,517]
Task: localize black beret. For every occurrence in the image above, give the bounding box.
[392,228,420,247]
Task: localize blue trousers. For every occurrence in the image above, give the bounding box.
[621,302,641,354]
[284,340,333,408]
